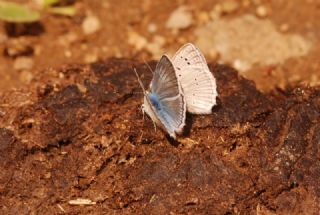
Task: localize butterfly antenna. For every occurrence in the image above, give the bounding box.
[133,68,146,94]
[143,57,154,74]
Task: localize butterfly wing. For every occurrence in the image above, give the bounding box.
[172,43,217,114]
[149,55,186,138]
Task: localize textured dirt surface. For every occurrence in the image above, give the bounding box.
[1,0,320,214]
[1,59,319,214]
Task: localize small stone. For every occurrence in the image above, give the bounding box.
[68,198,96,205]
[128,31,148,51]
[280,23,289,32]
[166,6,193,30]
[221,0,239,14]
[196,11,210,25]
[76,83,87,93]
[256,5,268,18]
[19,70,33,83]
[14,57,34,70]
[84,53,98,63]
[146,35,166,59]
[5,38,33,58]
[147,23,157,33]
[146,43,162,58]
[64,50,72,58]
[101,46,108,52]
[233,59,250,71]
[59,72,64,79]
[44,172,51,179]
[58,32,78,46]
[195,14,311,71]
[115,51,123,58]
[153,35,166,47]
[82,15,101,35]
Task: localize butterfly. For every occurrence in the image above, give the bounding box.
[134,43,217,139]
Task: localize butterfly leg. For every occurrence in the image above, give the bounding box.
[141,104,145,120]
[152,121,157,132]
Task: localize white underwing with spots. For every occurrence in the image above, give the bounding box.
[172,43,217,114]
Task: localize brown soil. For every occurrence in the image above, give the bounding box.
[1,0,320,214]
[1,60,320,214]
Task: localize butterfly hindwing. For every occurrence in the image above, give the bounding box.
[172,43,217,114]
[152,55,180,99]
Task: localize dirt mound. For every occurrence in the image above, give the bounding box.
[0,59,319,214]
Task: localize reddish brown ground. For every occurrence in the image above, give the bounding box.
[0,0,320,214]
[1,59,320,214]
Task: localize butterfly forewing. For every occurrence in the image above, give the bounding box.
[152,55,180,100]
[172,43,217,114]
[150,55,186,135]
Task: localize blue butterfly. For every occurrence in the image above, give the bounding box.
[134,55,186,139]
[134,43,218,139]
